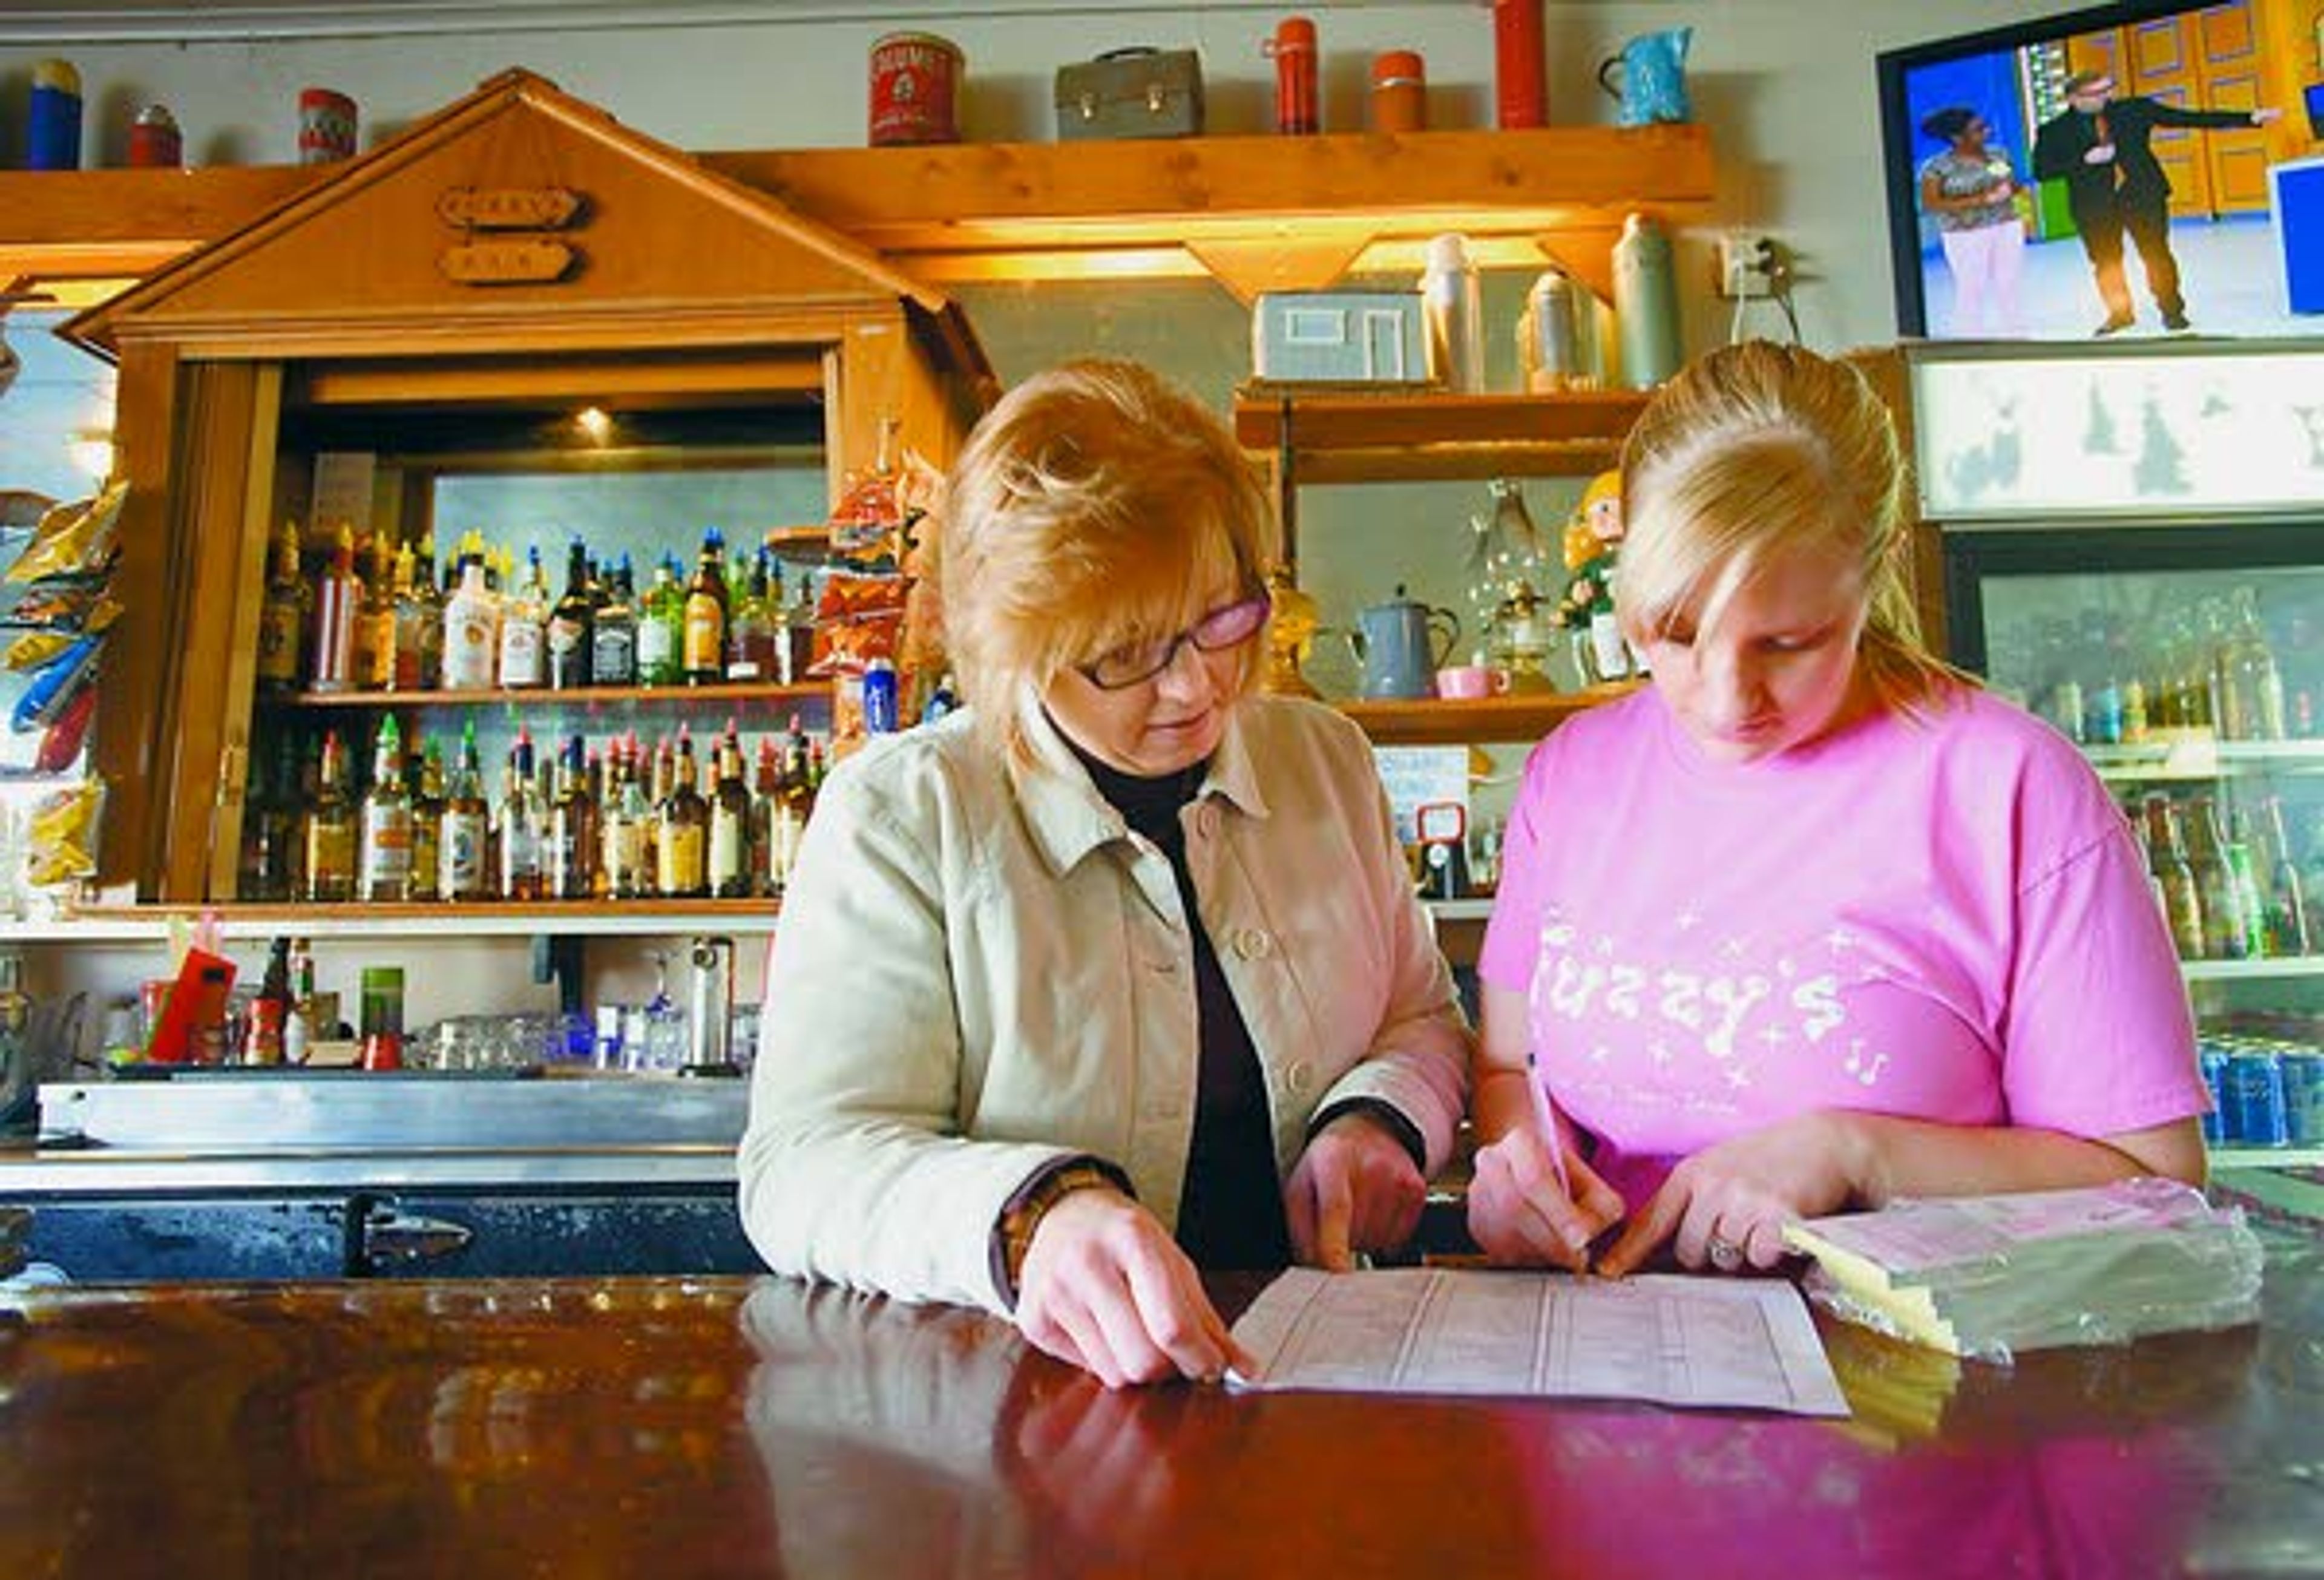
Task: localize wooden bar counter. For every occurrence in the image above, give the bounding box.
[2,1219,2319,1577]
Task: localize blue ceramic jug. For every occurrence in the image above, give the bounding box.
[1348,586,1459,699]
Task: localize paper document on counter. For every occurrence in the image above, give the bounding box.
[1229,1267,1847,1417]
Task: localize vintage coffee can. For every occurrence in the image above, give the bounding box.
[127,103,183,169]
[298,87,359,164]
[28,57,84,170]
[869,31,963,146]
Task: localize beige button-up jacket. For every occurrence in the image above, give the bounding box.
[737,693,1472,1314]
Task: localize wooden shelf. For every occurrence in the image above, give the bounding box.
[1236,389,1650,484]
[1339,684,1638,747]
[280,680,828,710]
[0,125,1713,302]
[22,898,781,943]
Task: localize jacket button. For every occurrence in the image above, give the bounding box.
[1286,1061,1315,1095]
[1196,805,1221,838]
[1233,928,1273,960]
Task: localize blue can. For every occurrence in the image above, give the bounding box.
[2221,1049,2290,1147]
[2198,1041,2231,1144]
[2280,1050,2324,1145]
[862,658,900,733]
[28,58,82,171]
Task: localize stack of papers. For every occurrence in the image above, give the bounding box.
[1781,1177,2264,1362]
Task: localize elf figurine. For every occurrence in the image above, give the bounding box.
[1555,470,1639,683]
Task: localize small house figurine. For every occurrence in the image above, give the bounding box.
[1555,469,1640,683]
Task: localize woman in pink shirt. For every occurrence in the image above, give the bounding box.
[1469,341,2207,1277]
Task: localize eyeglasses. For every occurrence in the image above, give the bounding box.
[1076,594,1272,690]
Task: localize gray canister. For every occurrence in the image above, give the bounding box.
[1612,212,1681,389]
[1420,233,1486,393]
[1518,266,1589,392]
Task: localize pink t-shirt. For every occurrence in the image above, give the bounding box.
[1477,684,2205,1212]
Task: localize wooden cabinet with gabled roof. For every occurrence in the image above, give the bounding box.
[60,68,996,904]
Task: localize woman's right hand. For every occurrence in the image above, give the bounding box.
[1465,1126,1626,1272]
[1015,1187,1256,1389]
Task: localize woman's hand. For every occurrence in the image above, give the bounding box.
[1284,1110,1427,1271]
[1594,1110,1860,1277]
[1466,1125,1626,1273]
[1016,1187,1254,1389]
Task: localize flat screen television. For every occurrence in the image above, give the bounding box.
[1876,0,2322,342]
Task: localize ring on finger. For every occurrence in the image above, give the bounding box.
[1706,1233,1744,1273]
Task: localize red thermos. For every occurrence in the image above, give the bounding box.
[1271,16,1319,134]
[1493,0,1547,128]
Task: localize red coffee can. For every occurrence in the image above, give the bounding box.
[298,86,358,164]
[127,103,182,168]
[869,31,963,146]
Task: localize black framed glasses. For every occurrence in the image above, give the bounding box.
[1075,594,1272,690]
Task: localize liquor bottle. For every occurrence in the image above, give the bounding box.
[497,727,546,900]
[727,547,781,681]
[657,727,709,897]
[592,552,638,688]
[407,738,444,903]
[497,545,547,689]
[768,715,818,894]
[749,737,781,897]
[547,536,596,690]
[412,536,446,690]
[2222,809,2272,960]
[548,733,598,900]
[389,544,430,691]
[352,534,399,691]
[439,718,493,902]
[709,730,754,898]
[2214,587,2287,742]
[256,517,309,694]
[248,935,293,1067]
[602,735,652,900]
[784,569,818,689]
[309,523,363,693]
[300,727,357,902]
[2185,795,2248,960]
[441,554,499,691]
[683,528,731,686]
[638,554,685,687]
[2252,794,2313,956]
[2139,795,2205,960]
[239,735,298,901]
[356,712,415,902]
[283,941,317,1066]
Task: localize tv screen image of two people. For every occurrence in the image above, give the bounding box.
[1880,0,2320,343]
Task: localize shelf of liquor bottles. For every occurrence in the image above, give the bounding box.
[2088,736,2324,785]
[12,900,785,944]
[280,680,833,711]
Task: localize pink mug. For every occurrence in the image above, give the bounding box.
[1436,664,1509,700]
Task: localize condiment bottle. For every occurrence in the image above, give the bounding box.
[1371,51,1425,134]
[1270,16,1319,134]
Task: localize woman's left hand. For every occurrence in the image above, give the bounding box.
[1284,1112,1427,1271]
[1595,1110,1860,1278]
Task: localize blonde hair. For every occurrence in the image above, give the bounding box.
[939,359,1272,756]
[1614,341,1965,715]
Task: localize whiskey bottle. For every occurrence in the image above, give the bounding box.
[683,528,730,686]
[439,718,493,902]
[351,534,399,692]
[409,737,444,903]
[548,733,598,900]
[497,545,547,690]
[602,734,652,900]
[592,553,638,689]
[255,517,309,695]
[709,730,753,898]
[547,536,596,690]
[498,727,547,900]
[657,727,709,897]
[300,728,357,902]
[356,712,414,903]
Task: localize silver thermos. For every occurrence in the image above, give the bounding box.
[1421,232,1486,393]
[686,936,737,1069]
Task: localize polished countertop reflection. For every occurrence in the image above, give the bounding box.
[1,1224,2320,1578]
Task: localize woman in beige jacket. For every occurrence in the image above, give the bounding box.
[738,359,1471,1388]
